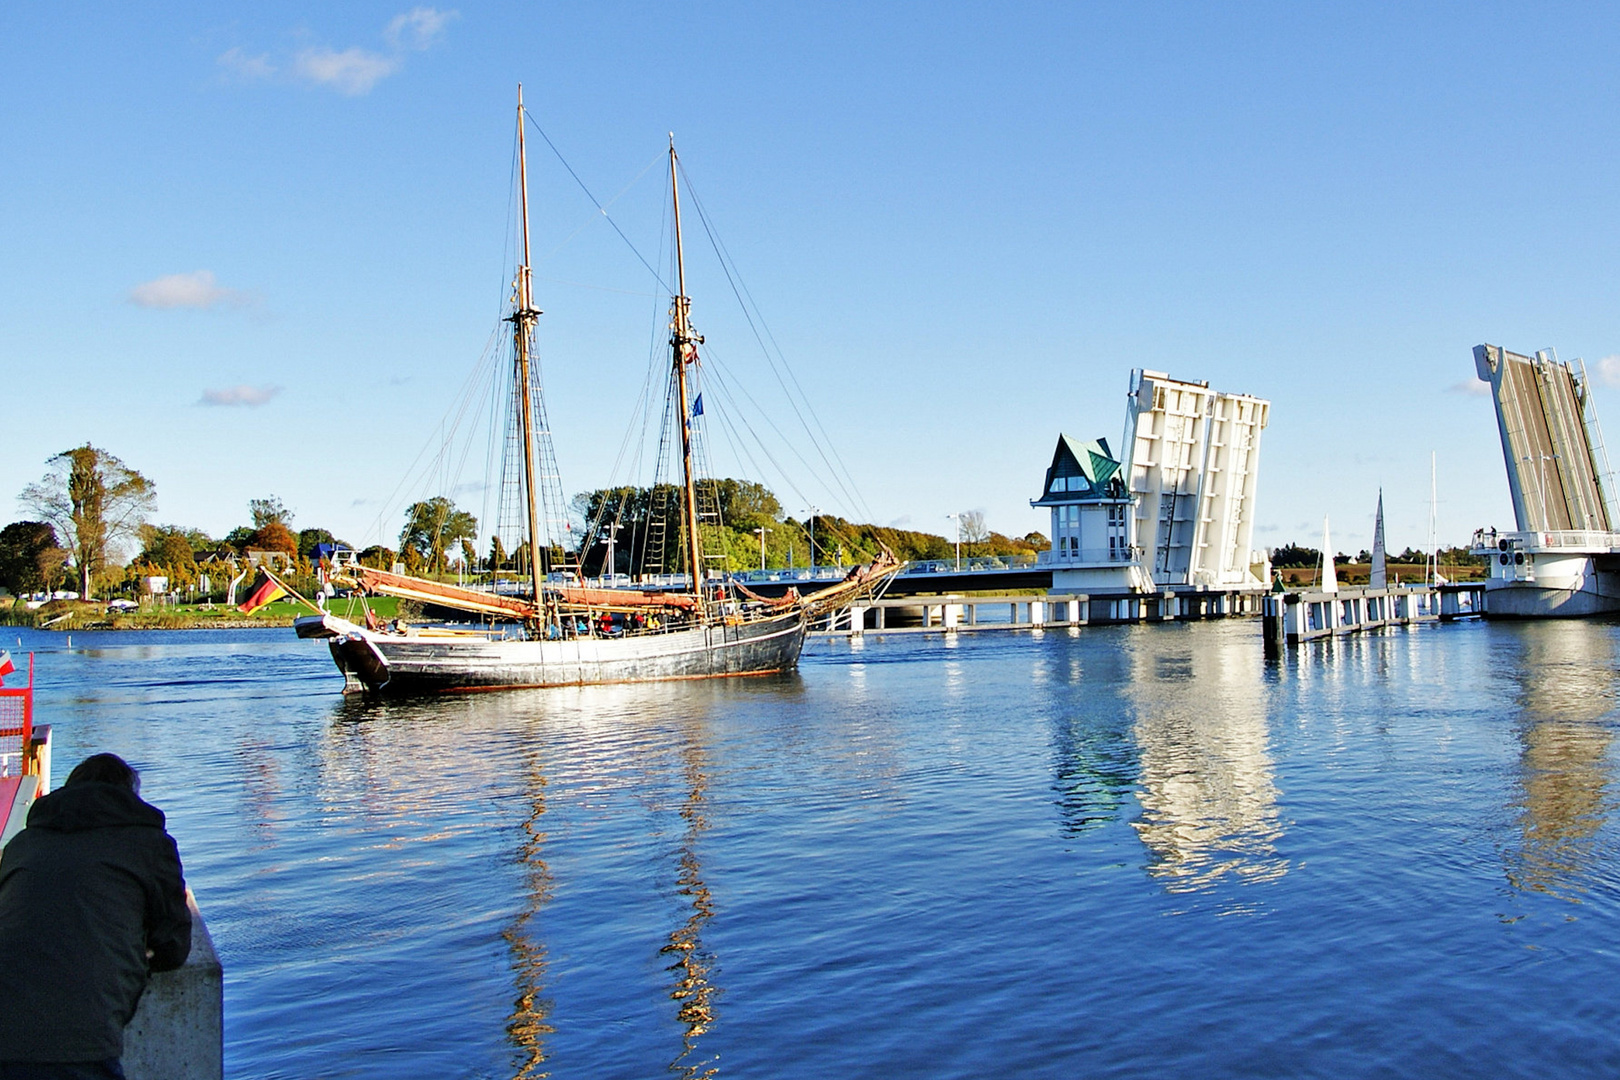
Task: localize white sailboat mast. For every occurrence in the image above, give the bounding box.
[513,86,547,618]
[668,137,706,606]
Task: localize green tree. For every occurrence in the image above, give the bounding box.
[298,528,341,559]
[19,445,156,600]
[358,545,397,570]
[0,521,67,595]
[250,497,292,529]
[399,497,477,574]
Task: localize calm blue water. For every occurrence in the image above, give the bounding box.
[8,617,1620,1078]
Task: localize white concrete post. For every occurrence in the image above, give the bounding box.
[848,605,866,635]
[1030,601,1045,627]
[122,894,222,1080]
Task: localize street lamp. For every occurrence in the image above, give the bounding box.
[754,526,769,571]
[946,512,961,571]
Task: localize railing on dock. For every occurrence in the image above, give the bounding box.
[813,587,1269,636]
[1261,583,1481,649]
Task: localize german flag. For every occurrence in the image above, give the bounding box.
[238,572,288,614]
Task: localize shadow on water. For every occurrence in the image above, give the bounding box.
[1123,627,1288,896]
[1500,621,1620,903]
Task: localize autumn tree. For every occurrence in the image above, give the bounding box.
[247,521,298,555]
[19,445,156,599]
[132,525,200,588]
[0,521,68,595]
[399,497,477,574]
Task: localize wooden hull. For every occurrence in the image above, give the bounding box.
[319,610,808,694]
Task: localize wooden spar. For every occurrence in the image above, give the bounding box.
[549,585,699,610]
[351,567,539,619]
[669,137,706,616]
[513,85,547,624]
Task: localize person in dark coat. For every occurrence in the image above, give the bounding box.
[0,753,191,1079]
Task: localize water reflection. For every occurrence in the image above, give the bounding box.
[1126,629,1288,893]
[1501,623,1619,901]
[1049,645,1139,836]
[662,731,719,1079]
[505,752,556,1079]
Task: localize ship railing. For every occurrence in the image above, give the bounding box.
[0,653,34,780]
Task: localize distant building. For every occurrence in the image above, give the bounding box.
[1032,436,1150,591]
[1034,369,1271,595]
[245,549,293,570]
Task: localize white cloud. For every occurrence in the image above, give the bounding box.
[1593,355,1620,388]
[294,47,400,95]
[225,9,456,97]
[217,47,275,81]
[387,7,458,51]
[1448,379,1491,397]
[129,271,249,310]
[198,385,282,408]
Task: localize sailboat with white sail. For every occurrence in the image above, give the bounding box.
[293,89,898,693]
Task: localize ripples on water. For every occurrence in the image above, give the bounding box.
[11,617,1620,1078]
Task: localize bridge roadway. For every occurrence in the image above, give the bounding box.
[725,562,1053,599]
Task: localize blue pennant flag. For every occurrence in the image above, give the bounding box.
[691,394,704,418]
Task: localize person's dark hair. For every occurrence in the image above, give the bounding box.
[65,753,141,794]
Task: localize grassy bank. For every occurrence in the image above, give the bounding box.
[1,596,403,632]
[1276,561,1487,587]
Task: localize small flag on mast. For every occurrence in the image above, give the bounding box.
[237,572,288,614]
[691,394,703,418]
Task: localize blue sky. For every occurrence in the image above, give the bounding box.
[6,3,1620,556]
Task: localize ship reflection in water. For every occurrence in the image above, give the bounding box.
[1502,622,1618,902]
[504,753,555,1080]
[661,736,719,1080]
[1126,629,1287,894]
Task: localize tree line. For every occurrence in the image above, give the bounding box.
[0,445,496,600]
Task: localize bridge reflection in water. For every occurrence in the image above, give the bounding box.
[1503,622,1618,902]
[1124,629,1288,895]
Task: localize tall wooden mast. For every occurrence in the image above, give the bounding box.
[512,86,547,620]
[668,137,706,606]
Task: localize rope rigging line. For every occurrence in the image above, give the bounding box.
[675,164,875,524]
[523,113,671,292]
[366,323,505,551]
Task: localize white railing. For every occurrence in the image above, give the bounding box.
[1472,528,1620,554]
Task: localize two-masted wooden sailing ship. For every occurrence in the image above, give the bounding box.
[294,90,898,693]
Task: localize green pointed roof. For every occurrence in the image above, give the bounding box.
[1033,434,1126,505]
